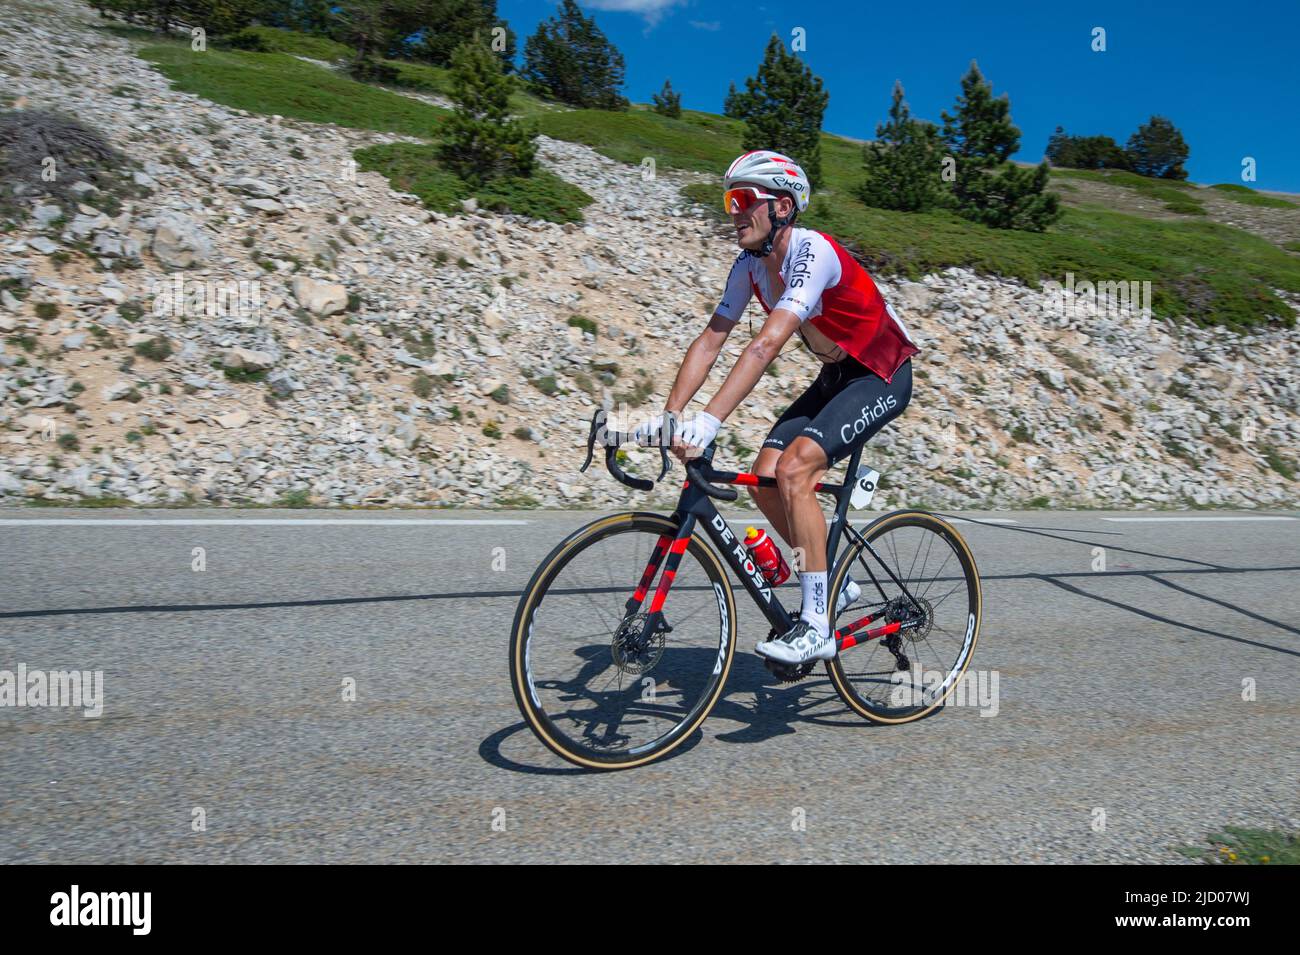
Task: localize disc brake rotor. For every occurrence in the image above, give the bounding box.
[611,613,666,675]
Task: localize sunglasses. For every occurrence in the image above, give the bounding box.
[723,187,778,215]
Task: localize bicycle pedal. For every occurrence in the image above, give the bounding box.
[763,657,816,684]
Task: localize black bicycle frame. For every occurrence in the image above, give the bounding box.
[636,443,871,638]
[580,409,925,650]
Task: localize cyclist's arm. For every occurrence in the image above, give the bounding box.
[700,308,800,423]
[665,255,752,416]
[665,312,735,416]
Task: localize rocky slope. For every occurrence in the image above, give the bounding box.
[1,0,1297,511]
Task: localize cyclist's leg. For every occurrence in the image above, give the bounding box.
[750,367,832,545]
[775,361,914,633]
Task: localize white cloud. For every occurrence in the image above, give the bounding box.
[583,0,689,26]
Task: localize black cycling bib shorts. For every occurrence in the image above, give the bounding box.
[762,356,912,467]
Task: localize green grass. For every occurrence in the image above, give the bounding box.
[23,493,136,508]
[226,25,355,62]
[1260,443,1296,480]
[276,489,314,507]
[1209,183,1298,209]
[354,142,592,223]
[1177,826,1300,864]
[1050,167,1207,214]
[380,59,454,96]
[496,491,541,507]
[140,42,448,138]
[536,106,740,174]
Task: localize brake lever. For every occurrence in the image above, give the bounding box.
[655,411,677,483]
[579,407,602,473]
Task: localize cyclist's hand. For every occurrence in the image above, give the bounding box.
[632,413,667,448]
[672,411,721,462]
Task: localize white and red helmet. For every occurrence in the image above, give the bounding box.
[723,149,811,214]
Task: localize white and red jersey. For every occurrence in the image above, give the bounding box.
[715,227,918,383]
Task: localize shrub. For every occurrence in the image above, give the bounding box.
[567,315,597,336]
[412,371,435,398]
[133,336,172,361]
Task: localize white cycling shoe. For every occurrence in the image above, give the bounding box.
[755,619,837,664]
[835,578,862,615]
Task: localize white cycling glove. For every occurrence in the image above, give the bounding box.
[676,411,721,453]
[632,411,721,452]
[633,413,674,447]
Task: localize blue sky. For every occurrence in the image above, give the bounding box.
[499,0,1300,193]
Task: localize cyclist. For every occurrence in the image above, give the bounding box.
[633,149,918,666]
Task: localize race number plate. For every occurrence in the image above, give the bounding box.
[850,465,880,510]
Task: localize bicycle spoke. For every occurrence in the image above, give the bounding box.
[515,519,731,766]
[916,550,954,600]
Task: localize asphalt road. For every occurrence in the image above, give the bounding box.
[1,507,1296,863]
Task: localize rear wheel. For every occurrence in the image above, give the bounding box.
[827,510,982,723]
[509,513,738,769]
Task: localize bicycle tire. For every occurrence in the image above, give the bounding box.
[826,509,983,724]
[509,512,738,769]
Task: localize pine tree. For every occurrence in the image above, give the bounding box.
[738,34,828,186]
[723,81,752,120]
[92,0,261,34]
[979,162,1060,230]
[413,1,514,73]
[857,81,945,212]
[522,0,627,110]
[332,0,419,78]
[438,34,537,184]
[1125,116,1189,180]
[1045,126,1128,170]
[940,61,1059,231]
[652,78,681,118]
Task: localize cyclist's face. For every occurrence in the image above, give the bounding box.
[730,182,792,249]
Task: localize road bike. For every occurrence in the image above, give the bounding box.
[508,410,983,770]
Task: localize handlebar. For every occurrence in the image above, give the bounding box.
[579,408,737,501]
[686,453,737,502]
[579,408,668,492]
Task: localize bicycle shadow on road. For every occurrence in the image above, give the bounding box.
[707,650,937,746]
[485,645,945,774]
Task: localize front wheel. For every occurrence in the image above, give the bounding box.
[827,510,982,723]
[509,512,738,770]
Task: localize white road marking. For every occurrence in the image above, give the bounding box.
[728,516,1019,525]
[1100,517,1296,523]
[0,519,530,527]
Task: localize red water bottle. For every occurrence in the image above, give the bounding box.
[744,527,790,586]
